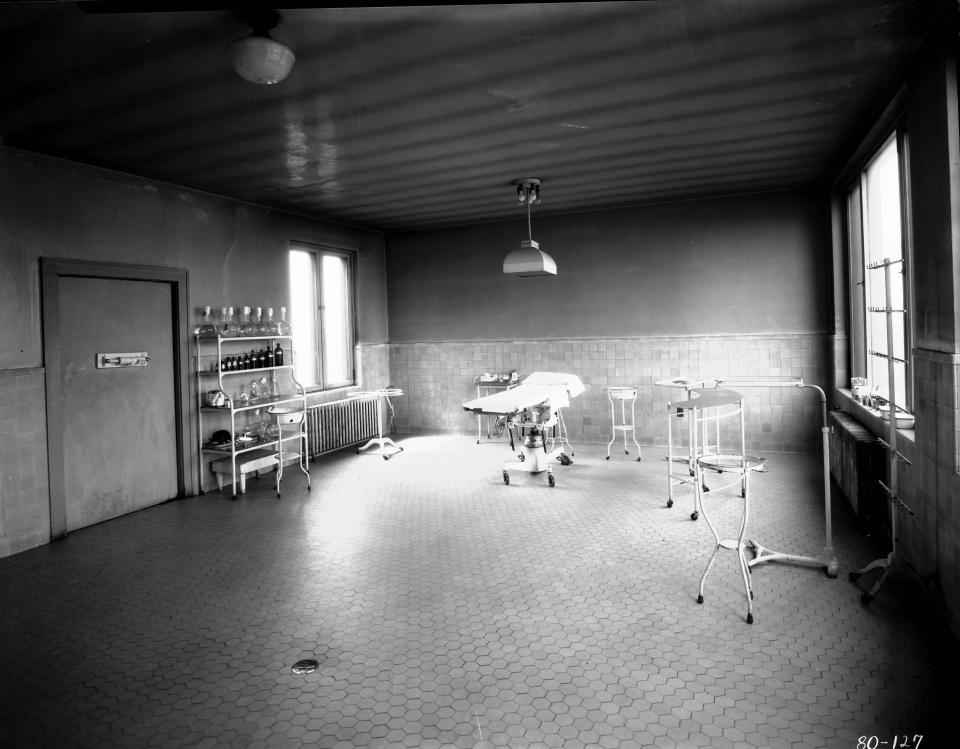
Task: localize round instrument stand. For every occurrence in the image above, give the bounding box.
[606,386,641,460]
[658,376,717,519]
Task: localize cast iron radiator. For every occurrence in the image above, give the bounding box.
[306,395,379,457]
[828,411,885,534]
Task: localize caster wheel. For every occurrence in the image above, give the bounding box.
[750,591,754,600]
[476,439,481,445]
[849,571,861,582]
[746,613,754,624]
[503,471,510,485]
[605,455,610,460]
[691,511,699,521]
[667,499,674,508]
[548,473,556,487]
[861,593,873,605]
[697,595,704,604]
[826,564,839,579]
[741,489,746,498]
[624,450,629,455]
[702,485,710,493]
[636,457,642,462]
[383,455,390,461]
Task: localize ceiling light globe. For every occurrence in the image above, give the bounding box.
[228,35,295,85]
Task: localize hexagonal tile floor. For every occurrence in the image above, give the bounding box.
[1,435,955,748]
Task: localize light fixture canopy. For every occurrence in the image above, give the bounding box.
[504,178,556,277]
[228,9,295,85]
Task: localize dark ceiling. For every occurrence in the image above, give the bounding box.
[0,1,940,233]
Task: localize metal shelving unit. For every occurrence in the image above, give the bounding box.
[194,334,308,497]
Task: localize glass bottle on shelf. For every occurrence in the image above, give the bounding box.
[269,374,281,399]
[194,306,218,339]
[240,306,257,336]
[222,306,240,338]
[274,342,284,366]
[253,307,266,335]
[267,345,275,368]
[276,306,291,336]
[262,307,278,335]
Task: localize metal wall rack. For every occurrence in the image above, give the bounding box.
[849,257,913,602]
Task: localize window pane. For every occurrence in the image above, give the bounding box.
[860,135,908,408]
[321,254,352,385]
[289,249,319,387]
[863,138,902,265]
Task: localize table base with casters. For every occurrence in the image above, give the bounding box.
[357,388,403,460]
[606,386,641,461]
[502,410,574,487]
[356,388,404,460]
[695,451,767,624]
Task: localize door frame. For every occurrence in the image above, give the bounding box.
[41,258,191,540]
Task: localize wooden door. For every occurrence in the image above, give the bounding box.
[42,260,190,537]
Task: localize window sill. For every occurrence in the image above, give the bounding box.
[835,388,915,444]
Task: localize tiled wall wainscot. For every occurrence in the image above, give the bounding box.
[910,347,960,632]
[0,368,50,556]
[388,334,829,454]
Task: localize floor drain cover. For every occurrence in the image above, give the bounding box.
[292,659,319,674]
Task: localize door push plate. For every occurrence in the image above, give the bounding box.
[96,352,150,369]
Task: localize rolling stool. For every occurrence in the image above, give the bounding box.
[606,386,641,460]
[682,388,766,624]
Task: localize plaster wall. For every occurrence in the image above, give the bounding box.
[387,192,829,342]
[0,147,388,557]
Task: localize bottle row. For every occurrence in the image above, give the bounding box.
[216,344,285,372]
[195,305,291,339]
[205,376,283,409]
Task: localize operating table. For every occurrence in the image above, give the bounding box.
[463,371,584,486]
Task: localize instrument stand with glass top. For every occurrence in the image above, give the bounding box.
[676,388,767,624]
[849,257,914,603]
[356,388,404,459]
[660,377,718,520]
[474,373,519,444]
[606,386,642,460]
[194,306,309,498]
[710,376,838,579]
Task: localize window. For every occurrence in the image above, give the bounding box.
[288,244,355,389]
[845,130,912,412]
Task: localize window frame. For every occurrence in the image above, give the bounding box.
[842,123,914,413]
[288,242,357,391]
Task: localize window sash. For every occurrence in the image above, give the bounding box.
[288,245,355,390]
[846,130,912,412]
